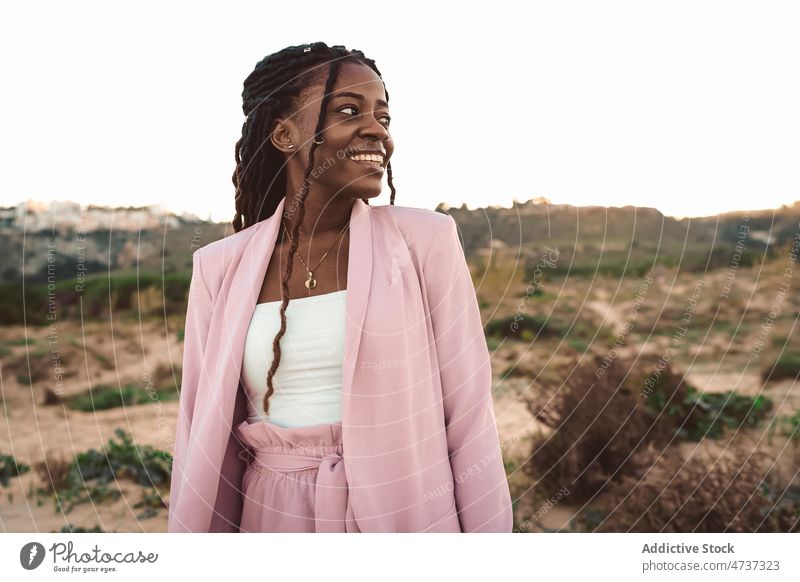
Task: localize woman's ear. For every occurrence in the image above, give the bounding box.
[270,119,296,154]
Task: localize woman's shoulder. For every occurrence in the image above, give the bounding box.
[372,203,452,236]
[192,220,263,275]
[371,204,459,268]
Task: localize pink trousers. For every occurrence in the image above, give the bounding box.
[233,418,360,533]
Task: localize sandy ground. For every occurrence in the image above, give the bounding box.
[2,283,797,532]
[1,319,179,532]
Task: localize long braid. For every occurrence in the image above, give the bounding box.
[386,160,396,205]
[264,58,341,415]
[230,42,396,415]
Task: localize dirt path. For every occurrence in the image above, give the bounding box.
[585,299,630,336]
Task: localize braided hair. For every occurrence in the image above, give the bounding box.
[231,42,396,416]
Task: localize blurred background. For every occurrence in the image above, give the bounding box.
[1,0,799,533]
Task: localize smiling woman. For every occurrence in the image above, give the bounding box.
[168,42,513,533]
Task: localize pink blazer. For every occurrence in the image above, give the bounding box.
[167,195,513,532]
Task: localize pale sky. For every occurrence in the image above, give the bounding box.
[1,0,798,222]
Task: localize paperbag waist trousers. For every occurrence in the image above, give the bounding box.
[233,418,360,533]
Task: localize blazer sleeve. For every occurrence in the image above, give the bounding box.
[168,249,213,532]
[422,214,513,532]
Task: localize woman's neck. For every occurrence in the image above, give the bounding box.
[281,191,355,238]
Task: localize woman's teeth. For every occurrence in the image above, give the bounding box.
[348,154,384,164]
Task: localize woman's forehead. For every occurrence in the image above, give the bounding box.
[294,61,386,115]
[330,62,385,98]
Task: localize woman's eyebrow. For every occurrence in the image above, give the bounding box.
[330,91,389,108]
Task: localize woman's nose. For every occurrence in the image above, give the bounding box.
[359,114,390,140]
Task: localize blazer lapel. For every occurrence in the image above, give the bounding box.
[341,198,372,401]
[215,195,373,430]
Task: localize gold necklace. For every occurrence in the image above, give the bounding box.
[281,218,350,290]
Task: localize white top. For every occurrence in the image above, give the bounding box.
[240,290,347,428]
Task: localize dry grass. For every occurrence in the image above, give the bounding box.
[582,447,799,532]
[32,454,73,493]
[522,353,700,503]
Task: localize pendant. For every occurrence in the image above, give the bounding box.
[305,272,316,289]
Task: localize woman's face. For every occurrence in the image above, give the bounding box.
[275,61,394,201]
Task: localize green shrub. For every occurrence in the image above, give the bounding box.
[517,287,544,298]
[485,314,563,340]
[770,335,790,348]
[486,336,502,351]
[644,377,773,441]
[67,383,178,412]
[775,410,800,440]
[56,524,110,533]
[762,352,800,383]
[72,428,172,487]
[567,338,590,353]
[0,272,191,325]
[40,429,173,514]
[0,453,31,487]
[500,364,526,380]
[52,482,122,514]
[134,487,167,520]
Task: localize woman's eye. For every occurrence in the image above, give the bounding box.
[337,106,391,127]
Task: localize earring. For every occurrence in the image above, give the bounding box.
[287,144,295,149]
[313,135,324,145]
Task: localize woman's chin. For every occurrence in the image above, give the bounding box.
[340,183,384,201]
